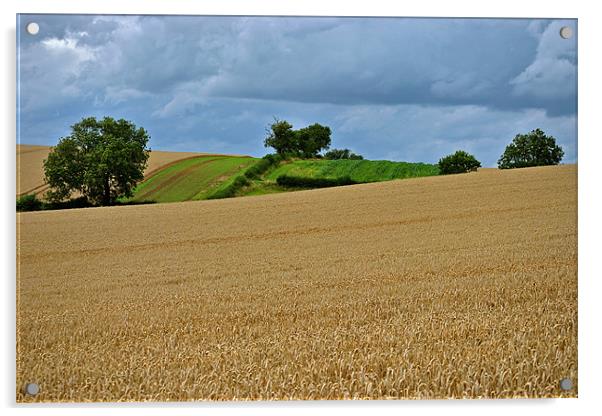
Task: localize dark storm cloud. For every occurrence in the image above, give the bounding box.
[17,14,577,166]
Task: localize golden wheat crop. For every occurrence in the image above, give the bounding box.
[16,165,577,402]
[16,145,52,197]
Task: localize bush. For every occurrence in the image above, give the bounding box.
[323,148,364,160]
[498,129,564,169]
[16,194,43,211]
[16,194,153,212]
[244,154,283,179]
[263,153,283,164]
[43,196,93,211]
[438,150,481,174]
[276,175,358,188]
[206,175,250,199]
[207,154,284,200]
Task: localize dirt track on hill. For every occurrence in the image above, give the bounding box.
[134,157,221,201]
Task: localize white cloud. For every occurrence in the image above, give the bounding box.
[19,36,99,110]
[151,81,214,118]
[40,36,96,64]
[102,86,152,105]
[510,20,577,100]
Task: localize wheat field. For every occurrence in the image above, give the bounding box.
[16,165,577,402]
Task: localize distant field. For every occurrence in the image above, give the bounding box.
[130,156,257,203]
[17,165,577,401]
[16,145,53,197]
[131,157,441,202]
[16,145,220,198]
[18,146,440,204]
[266,159,439,182]
[234,159,441,198]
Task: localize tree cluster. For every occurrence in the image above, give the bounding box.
[439,129,564,174]
[498,129,564,169]
[263,119,332,158]
[323,148,364,160]
[437,150,481,174]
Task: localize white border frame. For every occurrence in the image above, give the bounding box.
[3,1,601,415]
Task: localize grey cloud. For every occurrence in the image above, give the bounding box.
[20,15,576,114]
[510,20,577,104]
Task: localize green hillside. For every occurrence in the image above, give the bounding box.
[238,158,439,197]
[130,155,257,203]
[266,159,439,183]
[128,155,439,203]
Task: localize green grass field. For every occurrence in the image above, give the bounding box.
[265,159,440,183]
[237,158,440,198]
[130,156,257,203]
[129,156,440,203]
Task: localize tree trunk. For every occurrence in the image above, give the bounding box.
[103,176,111,205]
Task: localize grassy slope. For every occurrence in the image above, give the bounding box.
[238,159,440,197]
[266,159,439,182]
[130,156,257,203]
[130,156,440,203]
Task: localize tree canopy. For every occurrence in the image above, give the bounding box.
[498,129,564,169]
[437,150,481,174]
[263,119,297,156]
[264,119,331,157]
[295,123,332,158]
[43,116,150,205]
[323,148,364,160]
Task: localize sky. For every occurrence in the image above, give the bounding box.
[17,15,577,167]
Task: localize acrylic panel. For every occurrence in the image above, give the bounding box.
[16,14,578,402]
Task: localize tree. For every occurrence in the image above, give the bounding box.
[498,129,564,169]
[323,148,364,160]
[43,116,150,206]
[295,123,331,158]
[264,119,332,158]
[438,150,481,174]
[263,119,296,156]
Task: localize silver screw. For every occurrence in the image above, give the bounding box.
[559,26,573,39]
[559,378,573,391]
[26,22,39,36]
[24,382,40,396]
